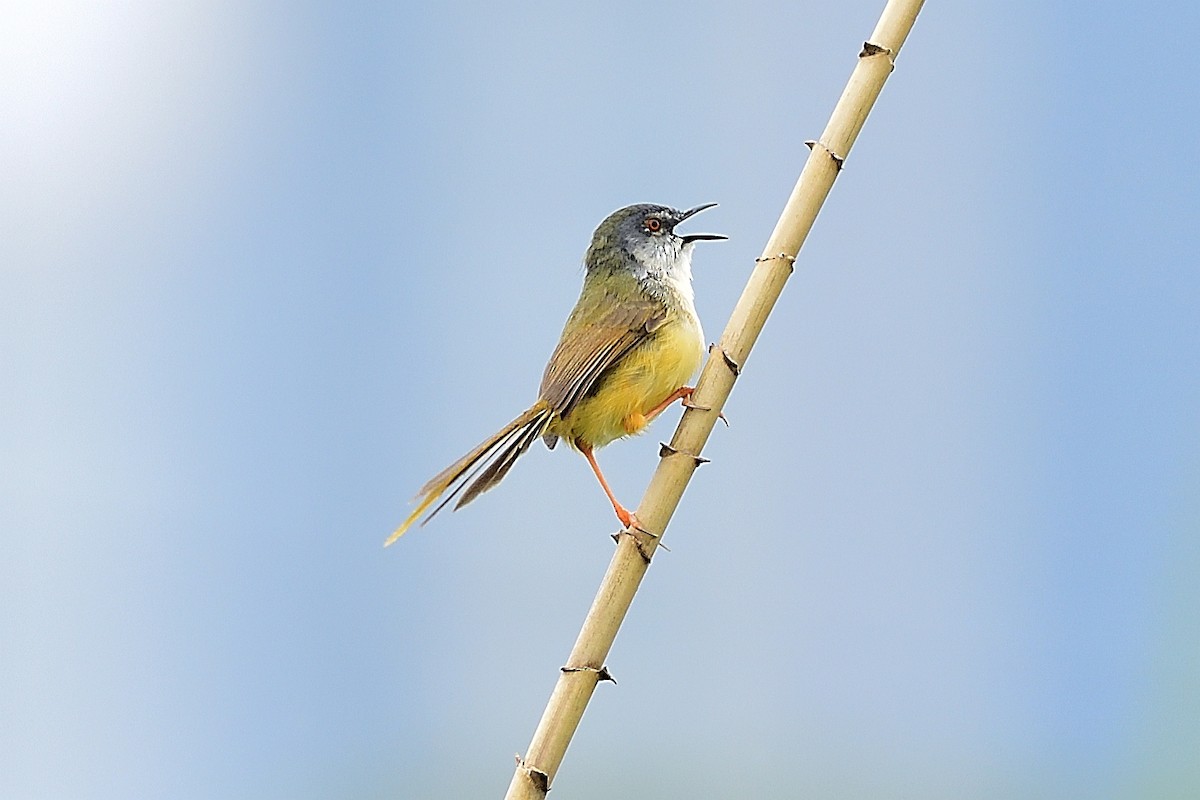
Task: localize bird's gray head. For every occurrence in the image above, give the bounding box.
[585,203,726,286]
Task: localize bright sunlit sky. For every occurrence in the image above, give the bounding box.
[3,2,1199,798]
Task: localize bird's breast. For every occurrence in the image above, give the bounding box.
[560,306,704,450]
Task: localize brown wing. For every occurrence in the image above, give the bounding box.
[538,285,666,417]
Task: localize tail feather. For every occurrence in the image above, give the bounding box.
[421,419,534,521]
[385,403,554,545]
[457,417,547,508]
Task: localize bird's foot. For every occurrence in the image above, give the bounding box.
[615,505,638,530]
[617,506,658,536]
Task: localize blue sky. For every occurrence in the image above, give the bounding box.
[3,2,1198,798]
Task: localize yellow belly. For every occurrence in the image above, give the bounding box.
[556,311,704,449]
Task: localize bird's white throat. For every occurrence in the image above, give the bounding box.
[630,239,697,311]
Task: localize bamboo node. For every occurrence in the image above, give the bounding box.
[754,253,796,275]
[633,537,655,563]
[613,528,672,555]
[561,664,616,684]
[613,528,659,562]
[613,523,658,540]
[860,40,893,59]
[513,755,550,793]
[658,441,710,466]
[805,139,845,169]
[528,767,549,793]
[682,390,729,424]
[713,345,742,376]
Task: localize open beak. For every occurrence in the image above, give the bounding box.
[675,202,727,243]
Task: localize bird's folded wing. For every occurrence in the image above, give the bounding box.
[538,291,666,417]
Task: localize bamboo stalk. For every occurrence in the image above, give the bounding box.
[502,2,925,796]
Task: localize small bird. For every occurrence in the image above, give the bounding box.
[386,203,725,545]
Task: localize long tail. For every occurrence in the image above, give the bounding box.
[385,401,555,545]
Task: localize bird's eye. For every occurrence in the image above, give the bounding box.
[644,217,662,233]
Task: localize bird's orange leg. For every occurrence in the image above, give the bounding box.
[645,385,728,427]
[644,386,695,422]
[577,442,637,529]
